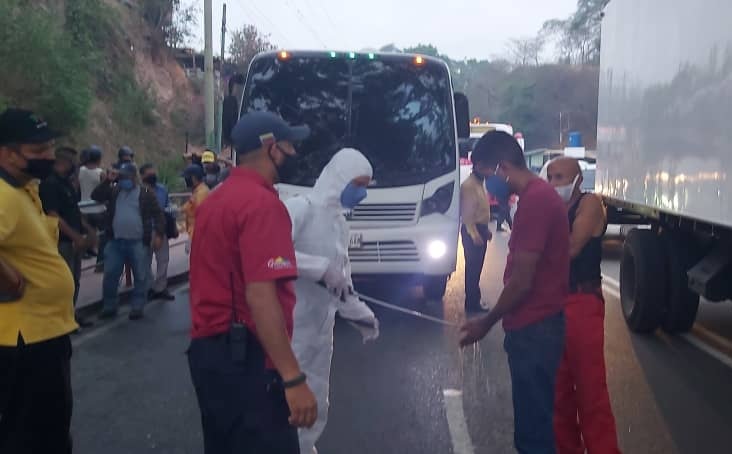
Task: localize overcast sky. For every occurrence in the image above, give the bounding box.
[194,0,578,61]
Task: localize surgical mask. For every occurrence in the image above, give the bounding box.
[118,179,134,191]
[143,175,157,186]
[16,154,55,180]
[555,175,580,202]
[340,182,368,208]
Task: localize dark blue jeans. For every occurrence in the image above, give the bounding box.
[504,312,565,454]
[102,239,149,312]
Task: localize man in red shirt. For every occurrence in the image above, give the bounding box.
[187,111,317,453]
[460,131,569,454]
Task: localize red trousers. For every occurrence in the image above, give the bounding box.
[554,293,621,454]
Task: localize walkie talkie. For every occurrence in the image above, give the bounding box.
[229,273,248,364]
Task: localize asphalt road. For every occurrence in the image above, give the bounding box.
[69,232,732,453]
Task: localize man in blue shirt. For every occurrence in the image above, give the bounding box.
[140,164,175,301]
[485,173,512,232]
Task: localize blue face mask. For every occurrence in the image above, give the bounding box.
[340,182,367,209]
[118,179,134,191]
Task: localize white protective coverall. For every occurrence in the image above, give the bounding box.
[285,148,380,454]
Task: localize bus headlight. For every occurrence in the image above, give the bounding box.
[421,183,454,217]
[427,240,448,259]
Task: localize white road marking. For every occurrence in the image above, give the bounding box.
[603,275,620,289]
[603,285,620,300]
[602,280,732,371]
[442,389,475,454]
[681,334,732,369]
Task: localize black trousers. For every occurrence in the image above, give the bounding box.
[496,202,513,230]
[0,335,73,454]
[187,333,299,454]
[462,224,490,311]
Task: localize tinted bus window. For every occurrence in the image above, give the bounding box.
[241,55,456,187]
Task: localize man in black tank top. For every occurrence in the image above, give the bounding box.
[547,158,621,454]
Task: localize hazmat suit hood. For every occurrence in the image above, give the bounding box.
[309,148,373,208]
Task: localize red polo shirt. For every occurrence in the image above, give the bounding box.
[189,168,298,359]
[503,178,569,330]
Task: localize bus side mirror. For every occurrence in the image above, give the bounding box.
[454,92,470,139]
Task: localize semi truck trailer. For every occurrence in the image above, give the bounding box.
[597,0,732,333]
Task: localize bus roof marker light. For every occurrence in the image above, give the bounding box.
[414,55,425,66]
[329,51,337,58]
[278,50,290,60]
[349,51,356,59]
[368,53,375,60]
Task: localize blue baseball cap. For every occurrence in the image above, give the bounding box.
[231,111,310,155]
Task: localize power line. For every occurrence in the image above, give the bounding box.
[283,0,328,49]
[247,0,296,47]
[230,0,293,47]
[304,0,343,45]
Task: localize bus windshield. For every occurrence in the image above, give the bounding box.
[241,54,457,187]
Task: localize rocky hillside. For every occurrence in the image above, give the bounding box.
[0,0,203,166]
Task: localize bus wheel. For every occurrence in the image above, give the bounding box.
[620,229,666,333]
[661,232,700,334]
[423,275,449,301]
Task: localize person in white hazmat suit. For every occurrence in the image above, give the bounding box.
[285,148,380,454]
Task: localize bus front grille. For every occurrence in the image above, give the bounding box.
[349,241,420,263]
[347,203,418,222]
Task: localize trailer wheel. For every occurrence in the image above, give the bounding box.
[423,274,449,301]
[620,229,667,332]
[661,233,700,333]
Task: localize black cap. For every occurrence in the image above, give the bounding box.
[0,108,60,145]
[118,146,134,159]
[231,111,310,155]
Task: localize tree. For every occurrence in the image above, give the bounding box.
[506,36,545,66]
[542,0,609,64]
[166,1,199,49]
[228,25,276,74]
[142,0,198,49]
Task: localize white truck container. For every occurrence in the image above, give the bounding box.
[597,0,732,333]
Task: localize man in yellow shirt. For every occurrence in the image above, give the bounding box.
[182,164,210,242]
[0,108,77,453]
[460,147,494,313]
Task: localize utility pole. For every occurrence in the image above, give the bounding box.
[204,0,215,149]
[216,3,227,154]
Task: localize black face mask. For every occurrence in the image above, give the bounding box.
[269,145,298,183]
[184,177,194,189]
[143,175,158,186]
[18,154,55,180]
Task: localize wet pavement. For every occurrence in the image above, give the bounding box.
[69,232,732,453]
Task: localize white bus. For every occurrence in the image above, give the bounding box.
[240,50,469,298]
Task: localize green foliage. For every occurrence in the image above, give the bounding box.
[111,79,157,128]
[156,156,186,192]
[541,0,609,64]
[0,0,158,134]
[0,0,93,132]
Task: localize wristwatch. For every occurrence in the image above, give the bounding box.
[282,372,307,389]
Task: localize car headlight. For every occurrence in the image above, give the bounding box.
[421,183,454,217]
[427,240,448,259]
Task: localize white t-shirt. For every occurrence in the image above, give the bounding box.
[78,166,104,214]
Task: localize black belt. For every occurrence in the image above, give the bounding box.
[569,279,603,295]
